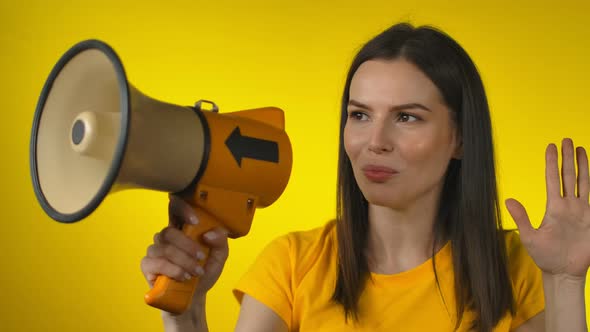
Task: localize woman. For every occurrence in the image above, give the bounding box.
[140,23,589,331]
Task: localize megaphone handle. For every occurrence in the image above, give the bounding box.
[144,207,219,314]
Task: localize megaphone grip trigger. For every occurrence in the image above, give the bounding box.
[144,206,219,314]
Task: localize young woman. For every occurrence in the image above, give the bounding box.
[140,23,589,331]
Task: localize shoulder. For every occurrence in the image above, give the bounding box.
[501,230,545,328]
[233,220,338,327]
[503,230,525,260]
[267,220,338,271]
[282,219,337,254]
[502,229,541,282]
[502,230,537,272]
[236,220,338,282]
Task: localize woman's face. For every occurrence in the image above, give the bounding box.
[344,59,461,209]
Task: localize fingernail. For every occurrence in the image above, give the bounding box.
[184,272,192,280]
[195,266,205,276]
[204,231,217,241]
[196,251,206,261]
[189,215,199,225]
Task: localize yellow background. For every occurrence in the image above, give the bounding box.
[1,0,589,330]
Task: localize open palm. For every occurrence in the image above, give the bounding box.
[506,138,590,278]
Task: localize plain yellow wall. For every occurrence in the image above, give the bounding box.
[1,0,588,330]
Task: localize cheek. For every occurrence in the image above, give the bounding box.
[397,131,454,168]
[398,141,431,167]
[343,126,361,161]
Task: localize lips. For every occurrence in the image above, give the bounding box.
[362,165,398,182]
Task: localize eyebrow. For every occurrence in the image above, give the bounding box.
[348,99,432,112]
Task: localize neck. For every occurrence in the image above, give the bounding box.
[365,184,446,275]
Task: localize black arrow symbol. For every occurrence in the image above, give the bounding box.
[225,127,279,167]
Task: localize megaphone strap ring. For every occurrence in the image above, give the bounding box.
[194,99,219,113]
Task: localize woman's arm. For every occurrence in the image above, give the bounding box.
[516,273,587,332]
[514,311,544,332]
[235,295,289,332]
[505,139,589,332]
[162,297,208,332]
[542,273,587,332]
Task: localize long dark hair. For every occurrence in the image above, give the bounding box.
[332,23,515,332]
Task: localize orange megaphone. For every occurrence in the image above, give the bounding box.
[29,39,293,314]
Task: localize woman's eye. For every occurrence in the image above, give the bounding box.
[398,112,419,122]
[349,111,368,121]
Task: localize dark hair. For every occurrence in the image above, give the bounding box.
[332,23,515,332]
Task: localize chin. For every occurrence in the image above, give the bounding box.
[361,191,407,209]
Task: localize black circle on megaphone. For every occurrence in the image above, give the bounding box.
[30,39,130,223]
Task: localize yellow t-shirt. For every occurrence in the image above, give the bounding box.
[233,221,544,331]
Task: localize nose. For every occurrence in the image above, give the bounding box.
[367,121,393,154]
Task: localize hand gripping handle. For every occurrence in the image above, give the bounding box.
[144,207,219,314]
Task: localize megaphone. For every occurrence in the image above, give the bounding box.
[29,40,292,314]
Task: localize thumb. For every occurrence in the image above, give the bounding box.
[202,228,229,270]
[505,198,535,239]
[168,194,199,228]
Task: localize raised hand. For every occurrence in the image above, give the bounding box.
[505,138,590,279]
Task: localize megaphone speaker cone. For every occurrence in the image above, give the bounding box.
[31,40,209,224]
[30,40,131,223]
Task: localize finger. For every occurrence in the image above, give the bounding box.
[561,138,576,197]
[202,228,230,248]
[168,195,199,227]
[202,228,230,271]
[146,243,204,277]
[505,199,535,240]
[140,256,194,286]
[158,226,207,261]
[545,143,561,201]
[577,147,589,202]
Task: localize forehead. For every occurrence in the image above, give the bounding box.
[349,59,444,106]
